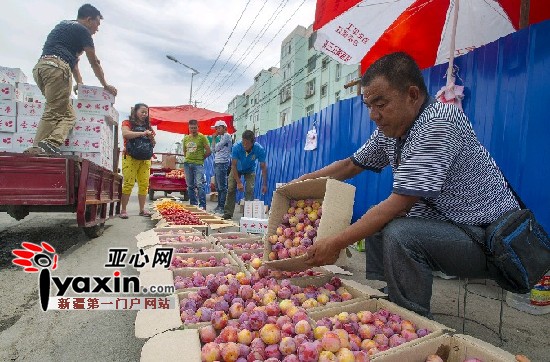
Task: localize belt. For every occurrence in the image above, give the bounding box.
[40,55,69,66]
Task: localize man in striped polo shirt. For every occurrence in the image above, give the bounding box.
[298,52,519,317]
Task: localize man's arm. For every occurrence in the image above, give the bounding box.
[84,46,117,96]
[297,158,364,182]
[304,193,420,266]
[260,162,268,194]
[204,139,212,159]
[72,62,83,94]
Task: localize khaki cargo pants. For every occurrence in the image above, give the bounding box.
[32,58,76,147]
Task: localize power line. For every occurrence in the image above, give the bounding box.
[199,0,290,103]
[193,0,253,95]
[194,0,270,100]
[204,0,308,108]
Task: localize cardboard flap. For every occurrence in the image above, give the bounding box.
[134,296,182,338]
[136,230,160,248]
[341,279,387,298]
[371,334,517,362]
[140,329,201,362]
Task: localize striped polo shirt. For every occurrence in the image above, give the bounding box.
[351,100,519,225]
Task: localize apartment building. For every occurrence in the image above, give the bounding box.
[227,25,360,136]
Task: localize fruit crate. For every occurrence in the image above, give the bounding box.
[210,231,253,241]
[263,178,356,271]
[157,234,210,244]
[154,225,207,236]
[170,252,239,270]
[172,265,245,293]
[370,333,516,362]
[216,238,264,252]
[228,248,264,271]
[308,299,451,359]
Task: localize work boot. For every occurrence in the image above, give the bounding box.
[37,140,61,156]
[222,214,232,220]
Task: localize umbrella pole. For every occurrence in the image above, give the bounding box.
[446,0,460,88]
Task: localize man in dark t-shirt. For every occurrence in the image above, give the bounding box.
[25,4,117,155]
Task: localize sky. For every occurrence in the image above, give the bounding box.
[0,0,317,152]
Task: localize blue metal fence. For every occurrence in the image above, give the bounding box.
[245,20,549,230]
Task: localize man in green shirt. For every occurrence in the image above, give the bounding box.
[182,119,211,209]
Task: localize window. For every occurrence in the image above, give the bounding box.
[307,55,317,73]
[279,85,291,103]
[280,108,290,126]
[283,62,292,80]
[335,64,341,81]
[305,79,315,98]
[335,91,341,103]
[282,42,292,56]
[306,104,314,116]
[321,83,327,98]
[321,57,329,70]
[308,34,315,49]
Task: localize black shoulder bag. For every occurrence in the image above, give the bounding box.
[425,183,550,294]
[126,123,154,160]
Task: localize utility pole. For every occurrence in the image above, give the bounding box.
[194,100,202,108]
[519,0,530,29]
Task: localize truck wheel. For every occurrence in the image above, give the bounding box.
[181,190,189,201]
[83,223,105,238]
[149,189,155,201]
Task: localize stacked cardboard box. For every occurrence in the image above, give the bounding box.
[0,66,118,171]
[61,85,118,170]
[0,67,31,151]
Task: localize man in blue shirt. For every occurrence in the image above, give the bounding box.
[223,130,267,220]
[25,4,117,156]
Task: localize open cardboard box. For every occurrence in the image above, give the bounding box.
[140,329,201,362]
[371,333,516,362]
[202,218,238,230]
[217,238,264,253]
[228,248,264,271]
[170,251,240,272]
[156,220,209,235]
[215,236,263,244]
[172,265,243,293]
[308,299,451,358]
[209,231,252,240]
[263,178,356,271]
[289,275,386,311]
[154,226,205,235]
[157,234,210,244]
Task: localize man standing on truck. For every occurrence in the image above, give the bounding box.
[183,119,211,210]
[25,3,118,156]
[210,120,233,214]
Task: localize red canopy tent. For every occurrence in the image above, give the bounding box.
[149,105,235,135]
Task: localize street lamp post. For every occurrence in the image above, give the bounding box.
[166,55,200,105]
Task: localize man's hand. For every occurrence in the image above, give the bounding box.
[261,185,267,194]
[237,181,244,192]
[304,237,340,267]
[104,84,118,96]
[73,83,82,95]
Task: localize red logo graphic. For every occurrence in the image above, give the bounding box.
[12,241,58,273]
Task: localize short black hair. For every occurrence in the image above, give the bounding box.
[242,130,255,143]
[77,4,103,20]
[361,52,427,96]
[189,119,198,126]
